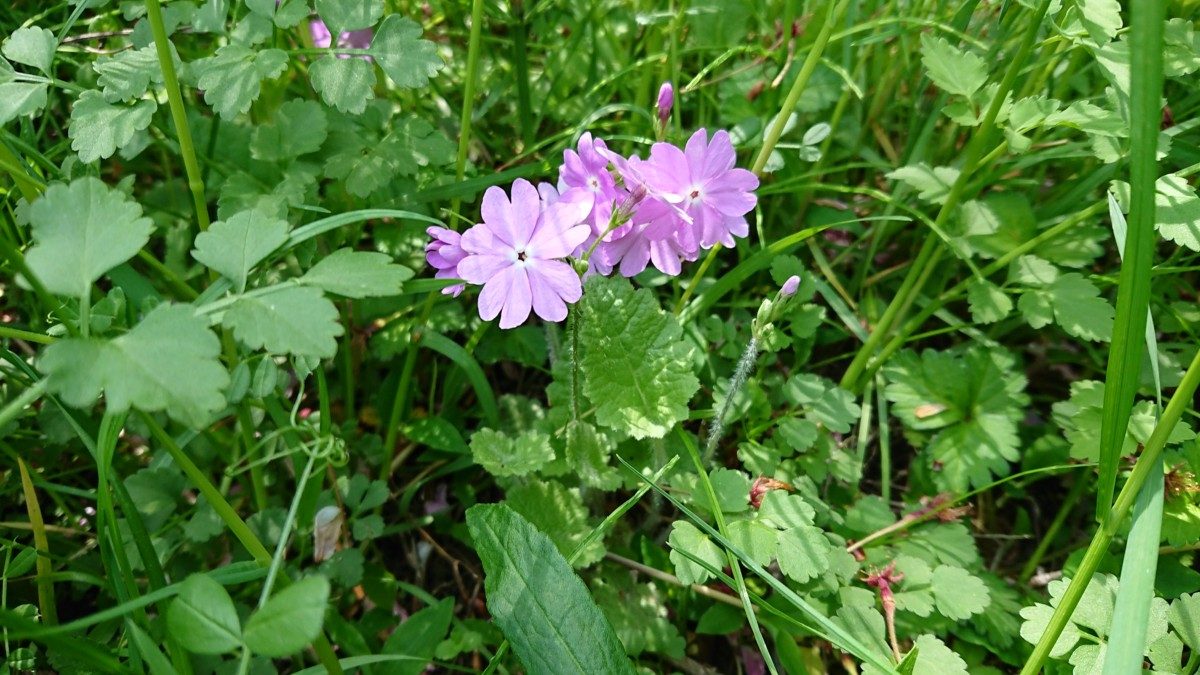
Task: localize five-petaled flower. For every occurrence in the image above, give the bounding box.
[457,179,591,328]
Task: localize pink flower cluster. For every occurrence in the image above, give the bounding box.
[426,128,759,328]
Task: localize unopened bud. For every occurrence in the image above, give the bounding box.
[656,81,674,127]
[780,275,801,298]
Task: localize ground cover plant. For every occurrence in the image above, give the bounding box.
[1,0,1199,672]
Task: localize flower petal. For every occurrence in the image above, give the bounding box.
[458,254,510,284]
[477,268,511,321]
[508,178,541,249]
[527,268,569,323]
[529,259,583,304]
[479,186,519,248]
[499,265,533,328]
[697,129,736,179]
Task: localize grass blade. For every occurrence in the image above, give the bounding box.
[16,458,56,626]
[1094,0,1165,520]
[1103,457,1164,674]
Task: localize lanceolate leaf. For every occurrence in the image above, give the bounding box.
[466,504,635,675]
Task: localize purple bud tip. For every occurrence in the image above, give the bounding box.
[780,275,801,298]
[656,82,674,124]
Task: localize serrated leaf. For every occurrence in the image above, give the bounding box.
[314,0,382,33]
[466,503,635,675]
[708,468,751,513]
[726,519,776,566]
[0,82,47,123]
[24,178,154,297]
[578,276,699,439]
[69,90,155,162]
[93,46,170,101]
[1077,0,1122,45]
[775,524,830,583]
[222,285,343,358]
[323,117,455,197]
[966,278,1012,324]
[1170,592,1200,651]
[470,428,554,477]
[309,54,375,114]
[668,520,725,585]
[1046,273,1113,341]
[369,15,443,88]
[506,480,604,567]
[246,0,309,28]
[884,347,1028,490]
[191,209,289,291]
[2,26,55,73]
[919,34,988,98]
[39,304,229,426]
[911,635,968,675]
[300,248,412,297]
[887,163,960,204]
[250,99,328,161]
[195,45,288,119]
[1150,174,1200,252]
[242,576,330,657]
[931,565,989,620]
[167,574,242,655]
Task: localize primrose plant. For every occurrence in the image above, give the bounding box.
[426,127,759,328]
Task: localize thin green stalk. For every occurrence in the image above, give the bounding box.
[144,0,210,231]
[16,458,56,626]
[677,0,850,313]
[874,373,892,502]
[680,429,779,675]
[1094,0,1165,519]
[0,140,43,200]
[1021,347,1200,675]
[255,451,318,610]
[382,296,435,480]
[840,0,1053,392]
[0,379,49,430]
[0,325,53,345]
[510,0,534,146]
[1018,473,1089,583]
[450,0,485,220]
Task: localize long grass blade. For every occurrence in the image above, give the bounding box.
[16,458,56,626]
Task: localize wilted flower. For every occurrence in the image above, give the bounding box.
[457,180,591,328]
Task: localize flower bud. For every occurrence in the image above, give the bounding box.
[780,274,801,298]
[656,81,674,127]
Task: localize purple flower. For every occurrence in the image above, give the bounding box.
[310,19,373,60]
[457,179,591,328]
[557,132,623,237]
[594,222,698,277]
[637,129,759,249]
[656,81,674,127]
[780,275,801,297]
[425,227,467,297]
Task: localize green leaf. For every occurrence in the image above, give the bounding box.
[506,480,604,567]
[668,520,725,585]
[884,346,1028,490]
[578,276,699,439]
[1170,592,1200,651]
[775,524,830,583]
[314,0,382,33]
[919,34,988,98]
[1045,273,1114,341]
[930,565,989,620]
[911,635,968,675]
[323,117,455,197]
[369,15,443,88]
[469,428,554,477]
[887,163,960,204]
[2,26,55,73]
[1150,174,1200,251]
[250,99,328,161]
[221,285,344,358]
[191,209,289,291]
[726,519,776,567]
[1077,0,1122,45]
[380,598,453,675]
[93,46,171,102]
[708,468,751,513]
[68,90,155,162]
[242,575,330,657]
[246,0,309,28]
[194,45,288,119]
[167,574,242,655]
[309,54,375,114]
[466,503,635,675]
[38,304,229,426]
[594,571,685,659]
[24,177,154,297]
[300,248,412,297]
[0,82,47,124]
[966,278,1012,324]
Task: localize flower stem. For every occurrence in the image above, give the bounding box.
[450,0,486,220]
[144,0,210,231]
